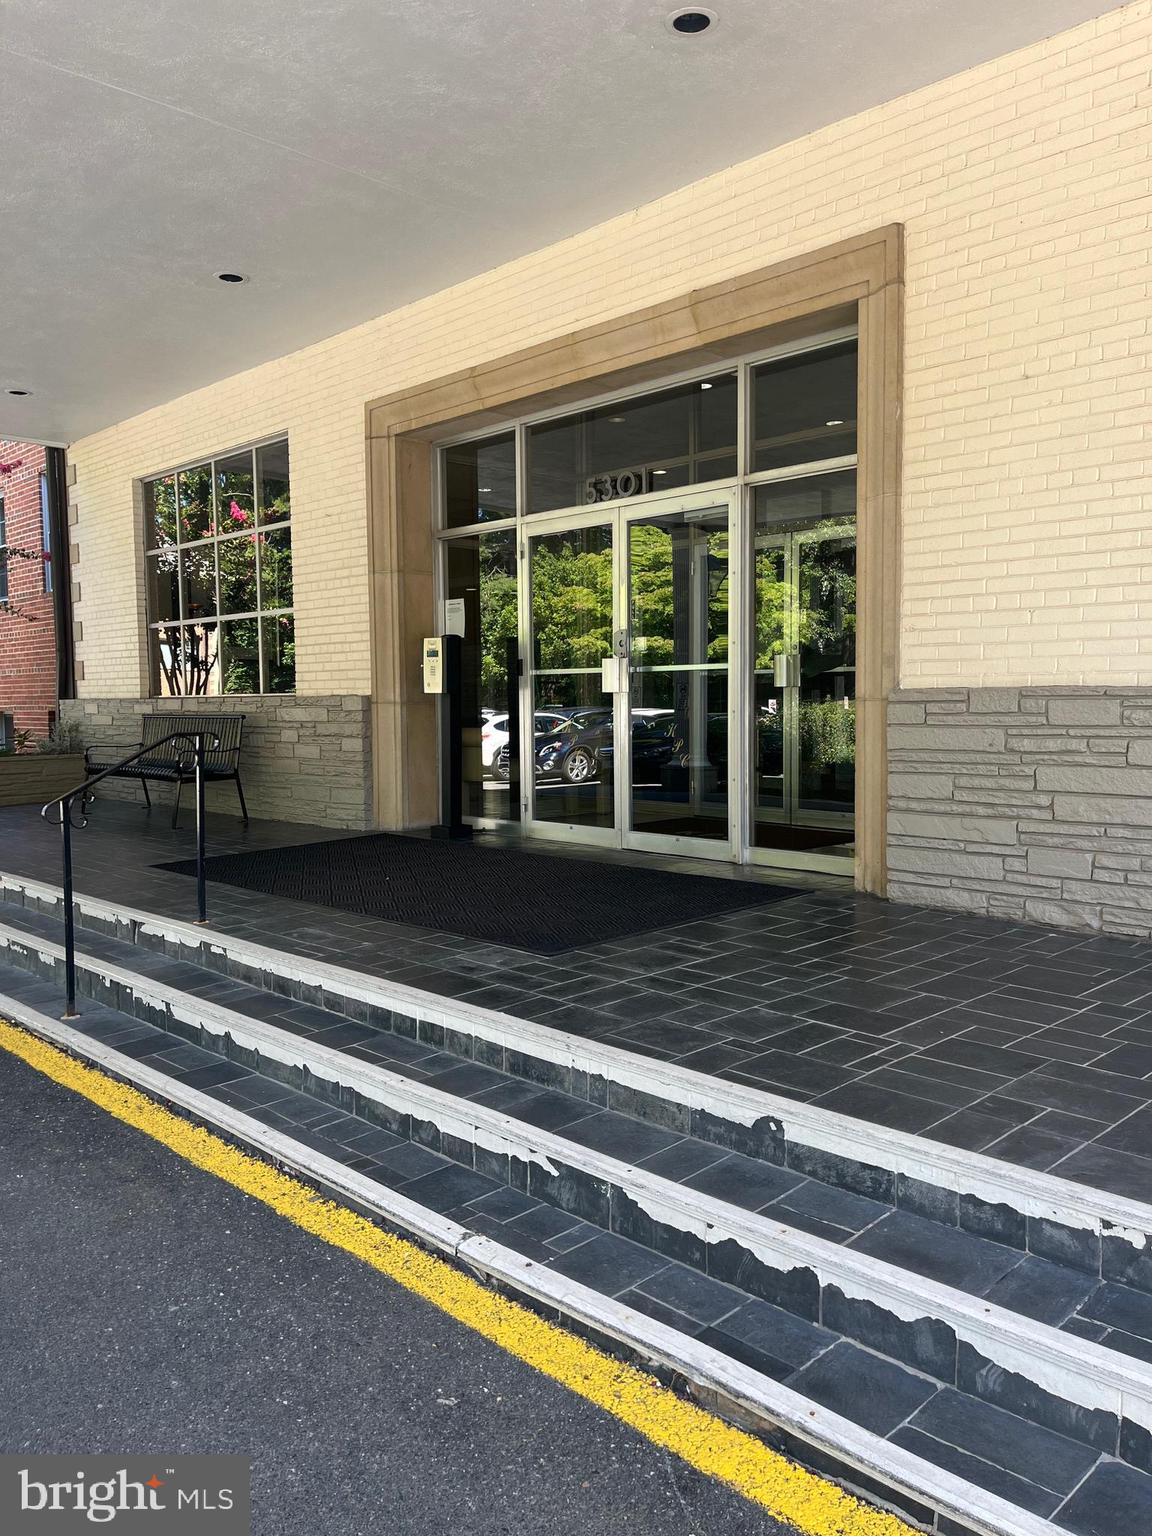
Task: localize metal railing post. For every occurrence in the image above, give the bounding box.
[41,727,222,1015]
[194,732,208,924]
[60,796,78,1019]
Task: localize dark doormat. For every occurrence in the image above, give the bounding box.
[156,834,801,953]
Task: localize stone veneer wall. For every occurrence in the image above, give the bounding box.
[888,688,1152,938]
[61,696,373,831]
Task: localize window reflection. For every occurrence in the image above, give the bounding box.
[528,373,737,514]
[444,433,516,528]
[445,529,519,820]
[752,471,856,856]
[219,534,258,615]
[751,341,857,473]
[151,623,221,697]
[628,507,730,841]
[145,437,294,697]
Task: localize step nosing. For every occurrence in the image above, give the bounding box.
[0,988,1092,1536]
[2,927,1149,1436]
[4,872,1152,1244]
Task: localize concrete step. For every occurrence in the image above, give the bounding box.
[4,872,1152,1306]
[2,910,1151,1535]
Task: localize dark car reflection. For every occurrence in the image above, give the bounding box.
[495,708,683,784]
[493,705,791,785]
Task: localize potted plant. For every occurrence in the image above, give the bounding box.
[0,721,86,807]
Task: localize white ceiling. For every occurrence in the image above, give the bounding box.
[0,0,1124,444]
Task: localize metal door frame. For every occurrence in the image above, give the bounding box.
[519,486,739,858]
[521,502,623,849]
[745,501,858,875]
[430,328,862,877]
[618,486,739,862]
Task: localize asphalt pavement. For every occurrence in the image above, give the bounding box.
[0,1048,799,1536]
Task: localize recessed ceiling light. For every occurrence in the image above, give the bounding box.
[478,486,492,493]
[215,271,249,284]
[608,415,626,424]
[652,469,668,475]
[700,381,713,390]
[6,388,31,396]
[825,419,845,426]
[668,8,716,35]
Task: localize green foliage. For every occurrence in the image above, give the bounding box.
[0,722,85,758]
[473,518,857,784]
[35,720,84,756]
[477,544,518,700]
[800,698,856,769]
[754,522,856,669]
[0,728,35,758]
[530,534,615,670]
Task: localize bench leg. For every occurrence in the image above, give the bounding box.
[171,778,183,829]
[234,774,249,824]
[141,779,152,810]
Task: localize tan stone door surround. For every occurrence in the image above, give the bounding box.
[365,225,902,894]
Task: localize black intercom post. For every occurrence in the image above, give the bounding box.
[427,633,473,841]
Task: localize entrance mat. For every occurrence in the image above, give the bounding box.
[156,834,800,953]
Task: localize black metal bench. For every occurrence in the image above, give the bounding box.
[84,713,248,827]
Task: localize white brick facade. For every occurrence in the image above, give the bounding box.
[68,1,1152,698]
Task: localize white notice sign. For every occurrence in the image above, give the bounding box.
[444,598,466,637]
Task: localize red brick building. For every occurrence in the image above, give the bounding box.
[0,441,58,744]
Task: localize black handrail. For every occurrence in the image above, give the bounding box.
[41,730,218,1019]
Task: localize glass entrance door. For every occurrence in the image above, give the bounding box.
[751,470,856,865]
[624,499,733,854]
[526,516,620,840]
[523,491,736,855]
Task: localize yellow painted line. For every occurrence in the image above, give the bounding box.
[0,1016,917,1536]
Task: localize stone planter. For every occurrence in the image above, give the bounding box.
[0,755,86,808]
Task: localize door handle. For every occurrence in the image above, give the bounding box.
[601,657,626,693]
[773,653,799,688]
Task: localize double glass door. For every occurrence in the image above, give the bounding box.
[525,491,734,856]
[450,472,858,871]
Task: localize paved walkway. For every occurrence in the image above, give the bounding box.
[0,1046,796,1536]
[5,801,1152,1202]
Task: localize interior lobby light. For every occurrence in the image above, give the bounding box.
[700,381,713,389]
[826,418,844,426]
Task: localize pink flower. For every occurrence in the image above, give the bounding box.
[229,500,250,524]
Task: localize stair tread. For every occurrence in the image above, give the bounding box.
[2,901,1147,1368]
[3,950,1149,1533]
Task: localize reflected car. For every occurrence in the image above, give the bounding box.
[481,709,573,769]
[499,709,681,785]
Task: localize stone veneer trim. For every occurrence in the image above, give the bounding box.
[888,687,1152,937]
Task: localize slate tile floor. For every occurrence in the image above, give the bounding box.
[6,802,1152,1202]
[1,912,1150,1372]
[0,954,1148,1534]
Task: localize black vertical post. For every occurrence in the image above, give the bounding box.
[60,802,78,1018]
[194,733,208,923]
[505,635,521,822]
[44,446,76,704]
[432,633,472,840]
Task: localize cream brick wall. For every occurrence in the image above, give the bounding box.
[68,1,1152,695]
